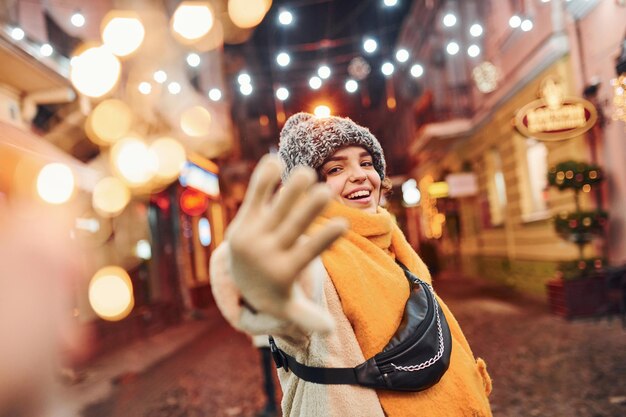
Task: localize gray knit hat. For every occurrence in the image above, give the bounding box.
[278,112,386,182]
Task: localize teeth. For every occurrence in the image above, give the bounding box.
[346,190,370,199]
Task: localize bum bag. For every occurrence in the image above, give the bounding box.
[269,262,452,392]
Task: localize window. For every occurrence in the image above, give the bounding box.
[485,148,507,226]
[521,138,549,221]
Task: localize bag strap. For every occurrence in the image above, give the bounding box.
[267,261,415,385]
[268,336,358,384]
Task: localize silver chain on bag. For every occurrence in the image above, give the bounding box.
[390,284,445,372]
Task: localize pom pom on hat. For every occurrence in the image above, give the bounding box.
[278,112,386,182]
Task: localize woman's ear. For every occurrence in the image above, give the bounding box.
[381,177,393,196]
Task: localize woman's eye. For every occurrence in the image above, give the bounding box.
[327,166,341,175]
[361,160,373,167]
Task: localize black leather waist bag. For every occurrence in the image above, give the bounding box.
[269,261,452,392]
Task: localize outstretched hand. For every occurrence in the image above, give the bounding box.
[225,154,347,334]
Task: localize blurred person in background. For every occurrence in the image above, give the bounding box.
[0,181,86,416]
[210,113,492,417]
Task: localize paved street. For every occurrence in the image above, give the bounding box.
[82,272,626,417]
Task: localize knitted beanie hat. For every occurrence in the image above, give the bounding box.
[278,112,386,182]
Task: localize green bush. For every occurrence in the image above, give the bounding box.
[548,160,603,191]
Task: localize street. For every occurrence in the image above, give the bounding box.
[83,272,626,417]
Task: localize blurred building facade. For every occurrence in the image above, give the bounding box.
[402,0,626,296]
[0,0,238,361]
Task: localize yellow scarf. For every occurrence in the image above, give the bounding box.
[317,200,430,359]
[317,201,492,417]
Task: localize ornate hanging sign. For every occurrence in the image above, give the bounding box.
[515,77,597,141]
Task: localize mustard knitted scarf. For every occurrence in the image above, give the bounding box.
[317,200,429,359]
[317,201,493,417]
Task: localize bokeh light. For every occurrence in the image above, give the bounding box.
[208,88,222,101]
[70,46,121,98]
[88,99,133,145]
[88,266,134,321]
[36,163,75,204]
[318,65,331,79]
[171,2,214,41]
[40,43,53,57]
[168,82,182,95]
[150,137,187,181]
[180,106,212,137]
[345,79,358,93]
[153,70,167,84]
[135,240,152,260]
[71,12,85,27]
[101,11,145,57]
[309,76,322,90]
[228,0,271,29]
[92,176,131,217]
[111,136,157,187]
[278,10,293,25]
[410,63,424,78]
[138,81,152,95]
[314,105,331,118]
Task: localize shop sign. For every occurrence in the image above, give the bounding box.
[180,188,208,217]
[179,161,220,198]
[427,181,449,198]
[515,77,597,141]
[446,173,478,198]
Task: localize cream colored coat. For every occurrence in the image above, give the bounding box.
[210,243,491,417]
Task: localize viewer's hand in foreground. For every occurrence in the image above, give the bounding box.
[225,154,347,333]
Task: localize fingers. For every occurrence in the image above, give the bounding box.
[274,183,333,248]
[237,154,282,220]
[290,217,348,272]
[284,287,335,334]
[266,166,317,230]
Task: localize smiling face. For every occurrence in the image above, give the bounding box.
[320,146,382,213]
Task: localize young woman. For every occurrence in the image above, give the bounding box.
[210,113,492,417]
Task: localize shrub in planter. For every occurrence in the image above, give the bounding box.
[546,160,608,318]
[553,211,608,244]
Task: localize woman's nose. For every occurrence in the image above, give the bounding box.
[349,166,367,181]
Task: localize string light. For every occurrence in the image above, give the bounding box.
[167,82,182,95]
[509,15,522,28]
[410,64,424,78]
[443,13,457,27]
[153,70,167,84]
[40,43,53,57]
[467,44,481,58]
[237,73,251,85]
[363,37,377,54]
[208,88,222,101]
[381,62,394,77]
[278,10,293,25]
[309,76,322,90]
[276,52,290,67]
[240,83,253,95]
[10,27,25,40]
[395,48,409,63]
[138,82,152,95]
[317,65,331,79]
[345,79,358,93]
[520,19,533,32]
[470,23,483,37]
[186,53,201,67]
[276,87,289,101]
[446,41,460,55]
[71,12,85,28]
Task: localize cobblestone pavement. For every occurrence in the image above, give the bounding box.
[83,320,275,417]
[435,272,626,417]
[83,271,626,417]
